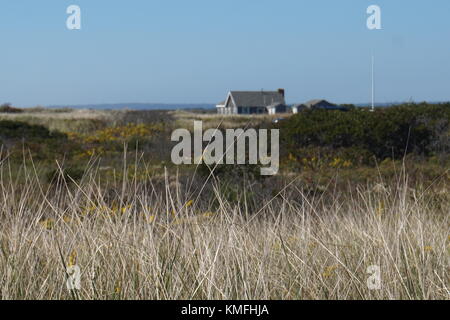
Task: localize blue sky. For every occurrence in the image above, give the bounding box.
[1,0,449,107]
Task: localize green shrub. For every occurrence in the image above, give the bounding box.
[0,120,63,139]
[0,120,80,161]
[45,166,85,183]
[280,103,450,164]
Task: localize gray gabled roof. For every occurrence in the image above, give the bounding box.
[303,99,336,108]
[230,91,285,108]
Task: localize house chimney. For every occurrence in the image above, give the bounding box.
[278,88,285,97]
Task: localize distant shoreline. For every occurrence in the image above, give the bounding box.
[0,100,442,111]
[44,101,449,111]
[45,103,216,111]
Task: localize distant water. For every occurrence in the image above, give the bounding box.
[49,102,385,110]
[47,103,216,110]
[47,101,449,111]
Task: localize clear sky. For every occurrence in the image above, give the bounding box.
[1,0,449,107]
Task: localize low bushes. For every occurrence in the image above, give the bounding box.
[0,120,76,161]
[280,103,450,165]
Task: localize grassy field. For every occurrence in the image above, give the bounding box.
[0,106,448,300]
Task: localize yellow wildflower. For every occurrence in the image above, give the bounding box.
[376,200,385,217]
[202,211,216,218]
[147,215,155,223]
[343,160,352,168]
[185,200,194,208]
[120,205,131,215]
[322,265,339,278]
[68,250,77,267]
[39,219,55,230]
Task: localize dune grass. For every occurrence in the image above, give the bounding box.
[170,110,289,130]
[0,155,448,300]
[0,108,174,134]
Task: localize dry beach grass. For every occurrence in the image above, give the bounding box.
[0,158,448,300]
[170,110,290,130]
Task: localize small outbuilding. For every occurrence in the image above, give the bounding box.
[267,102,287,115]
[291,99,347,113]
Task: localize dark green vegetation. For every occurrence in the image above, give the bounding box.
[1,103,447,300]
[0,103,448,191]
[0,120,75,161]
[280,103,450,166]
